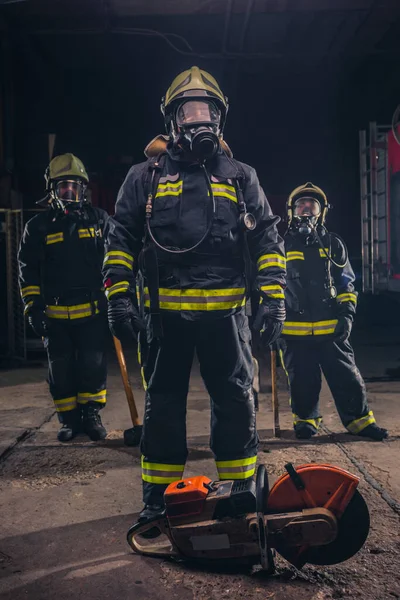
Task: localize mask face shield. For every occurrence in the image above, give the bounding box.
[293,197,321,218]
[292,197,321,235]
[174,100,221,161]
[54,179,86,204]
[175,100,221,129]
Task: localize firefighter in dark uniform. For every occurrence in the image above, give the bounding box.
[103,67,286,526]
[280,182,388,441]
[18,154,109,442]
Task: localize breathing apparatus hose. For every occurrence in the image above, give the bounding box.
[313,225,348,269]
[146,162,216,254]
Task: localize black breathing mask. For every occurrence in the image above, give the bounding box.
[174,100,221,161]
[291,197,321,236]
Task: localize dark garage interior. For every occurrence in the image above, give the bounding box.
[1,0,400,356]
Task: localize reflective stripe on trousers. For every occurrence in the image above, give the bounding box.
[347,411,376,434]
[141,457,185,485]
[216,456,257,480]
[54,396,78,413]
[77,390,107,405]
[293,413,322,430]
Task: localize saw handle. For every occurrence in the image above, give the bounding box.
[113,336,141,427]
[271,348,281,438]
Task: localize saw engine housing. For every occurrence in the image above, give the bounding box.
[127,463,370,572]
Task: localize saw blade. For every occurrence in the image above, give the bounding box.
[276,490,370,567]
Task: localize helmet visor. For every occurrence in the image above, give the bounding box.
[176,100,220,127]
[293,198,321,218]
[55,180,84,203]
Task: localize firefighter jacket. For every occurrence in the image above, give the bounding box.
[103,149,286,320]
[18,205,109,320]
[283,229,357,337]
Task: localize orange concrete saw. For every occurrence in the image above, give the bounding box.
[127,463,370,573]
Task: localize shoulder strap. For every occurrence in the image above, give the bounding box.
[142,153,167,200]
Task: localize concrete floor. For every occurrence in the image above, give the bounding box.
[0,327,400,600]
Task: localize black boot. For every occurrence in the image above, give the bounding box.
[57,409,81,443]
[137,504,165,539]
[357,423,388,441]
[295,422,318,440]
[82,402,107,441]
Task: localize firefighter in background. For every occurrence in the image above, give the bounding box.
[280,182,388,441]
[103,66,286,527]
[18,154,109,442]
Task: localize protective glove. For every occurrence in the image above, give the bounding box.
[27,304,49,338]
[107,294,146,342]
[252,296,286,348]
[334,316,353,343]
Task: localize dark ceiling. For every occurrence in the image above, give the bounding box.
[1,0,400,248]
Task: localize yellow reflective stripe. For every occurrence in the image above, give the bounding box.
[105,281,130,299]
[78,390,107,404]
[211,190,237,203]
[78,228,95,238]
[104,258,133,269]
[21,285,41,298]
[143,287,246,311]
[286,251,304,261]
[211,182,236,193]
[313,319,338,335]
[337,293,357,304]
[46,302,100,320]
[257,254,286,271]
[153,287,246,297]
[104,250,133,261]
[154,300,245,310]
[319,248,330,258]
[155,181,183,198]
[216,456,257,468]
[283,321,313,335]
[210,184,237,203]
[54,396,77,413]
[141,456,185,484]
[155,190,182,198]
[103,250,134,270]
[347,411,375,434]
[46,232,64,245]
[157,180,182,189]
[283,320,338,336]
[293,414,322,429]
[260,285,284,299]
[217,456,257,480]
[141,457,185,471]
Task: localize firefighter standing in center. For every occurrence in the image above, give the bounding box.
[103,66,286,525]
[280,182,388,441]
[18,154,109,442]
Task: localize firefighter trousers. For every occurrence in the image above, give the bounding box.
[44,314,108,420]
[280,337,376,434]
[139,310,258,505]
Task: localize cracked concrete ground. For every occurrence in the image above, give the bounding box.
[0,324,400,600]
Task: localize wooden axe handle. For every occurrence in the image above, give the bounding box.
[271,349,281,438]
[113,336,141,427]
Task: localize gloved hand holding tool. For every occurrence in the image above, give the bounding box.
[253,295,286,348]
[107,293,145,343]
